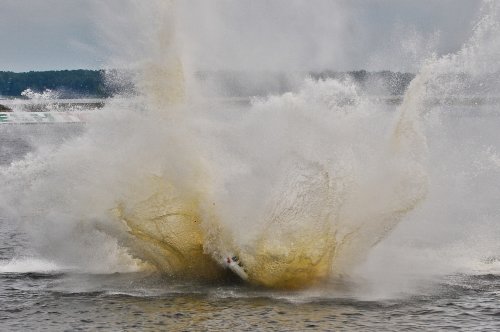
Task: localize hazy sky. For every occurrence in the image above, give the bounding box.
[0,0,483,72]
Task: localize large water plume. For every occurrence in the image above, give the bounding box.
[1,1,499,290]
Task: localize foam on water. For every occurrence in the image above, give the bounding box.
[0,258,62,274]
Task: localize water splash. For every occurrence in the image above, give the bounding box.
[1,1,499,290]
[101,67,428,288]
[20,89,60,100]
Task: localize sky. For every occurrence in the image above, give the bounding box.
[0,0,484,73]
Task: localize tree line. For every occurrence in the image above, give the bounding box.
[0,70,110,98]
[0,69,415,99]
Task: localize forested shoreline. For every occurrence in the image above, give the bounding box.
[0,70,109,98]
[0,69,415,99]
